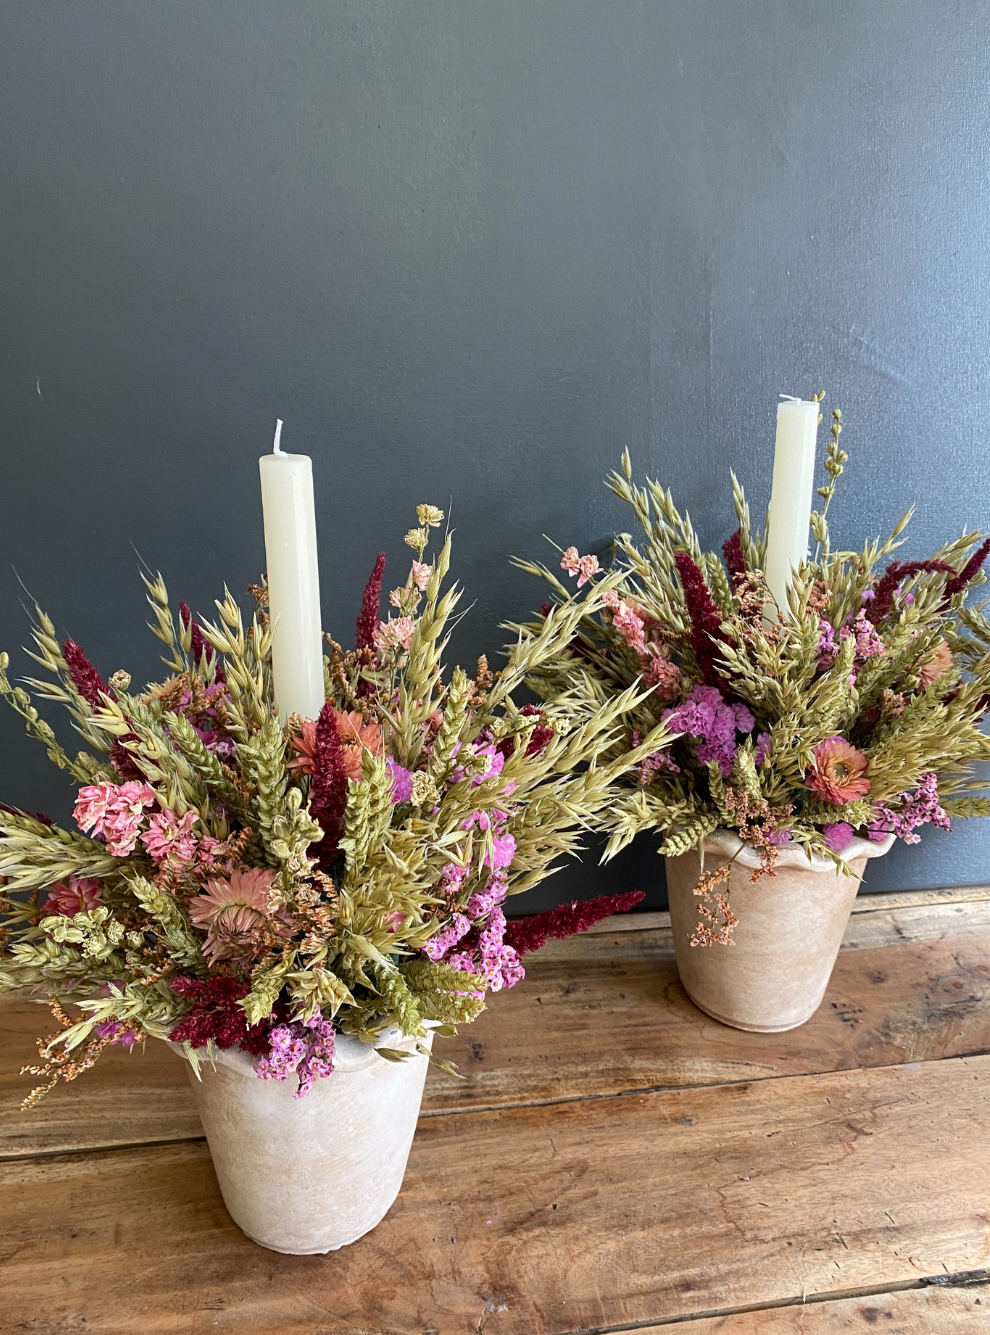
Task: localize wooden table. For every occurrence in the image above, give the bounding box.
[3,887,990,1333]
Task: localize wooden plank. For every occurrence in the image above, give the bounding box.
[1,1056,987,1333]
[581,884,990,936]
[4,910,990,1154]
[661,1280,990,1330]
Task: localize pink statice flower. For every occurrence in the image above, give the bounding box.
[44,875,103,918]
[373,617,415,652]
[254,1012,336,1099]
[755,732,771,768]
[74,781,156,856]
[411,561,432,592]
[867,772,950,845]
[423,912,472,961]
[141,808,198,864]
[474,906,525,992]
[766,828,793,845]
[467,869,508,919]
[850,611,885,662]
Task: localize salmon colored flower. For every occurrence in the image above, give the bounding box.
[918,640,953,691]
[334,709,385,782]
[287,717,318,775]
[806,736,871,804]
[289,710,384,782]
[188,868,278,963]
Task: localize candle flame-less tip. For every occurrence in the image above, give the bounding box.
[778,394,803,402]
[273,419,284,454]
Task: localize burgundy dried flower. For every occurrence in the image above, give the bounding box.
[866,560,956,625]
[674,551,726,690]
[504,890,645,956]
[722,529,746,579]
[61,639,107,709]
[355,552,386,652]
[944,537,990,599]
[169,976,270,1055]
[179,601,215,668]
[309,702,349,868]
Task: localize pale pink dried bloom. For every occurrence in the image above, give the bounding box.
[411,561,432,592]
[141,809,198,864]
[373,616,415,652]
[918,640,953,691]
[74,781,156,856]
[44,875,103,917]
[188,868,278,963]
[560,546,581,576]
[576,554,600,587]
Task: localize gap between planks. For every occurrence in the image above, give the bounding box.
[548,1272,990,1332]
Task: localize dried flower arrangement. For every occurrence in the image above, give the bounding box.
[0,506,668,1105]
[515,408,990,944]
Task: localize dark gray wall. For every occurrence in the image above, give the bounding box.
[2,0,989,908]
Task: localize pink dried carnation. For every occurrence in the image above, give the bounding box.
[411,561,432,592]
[805,736,871,805]
[373,616,415,652]
[560,546,581,576]
[188,867,278,963]
[141,809,198,864]
[44,875,103,917]
[74,781,156,856]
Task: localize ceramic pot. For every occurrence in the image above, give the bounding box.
[665,829,894,1032]
[170,1026,432,1254]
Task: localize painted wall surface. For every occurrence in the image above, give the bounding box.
[2,1,988,908]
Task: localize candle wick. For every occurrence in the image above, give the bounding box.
[778,394,803,402]
[273,419,284,455]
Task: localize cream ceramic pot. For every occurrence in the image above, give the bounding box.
[169,1026,432,1254]
[665,829,894,1032]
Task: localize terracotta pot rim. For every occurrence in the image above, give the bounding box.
[167,1024,417,1077]
[696,827,895,873]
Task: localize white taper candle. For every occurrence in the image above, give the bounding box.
[259,420,326,722]
[763,397,820,621]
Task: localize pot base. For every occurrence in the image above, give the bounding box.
[683,987,821,1033]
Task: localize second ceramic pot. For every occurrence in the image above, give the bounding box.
[665,829,894,1032]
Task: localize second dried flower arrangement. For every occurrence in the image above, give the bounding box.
[517,407,990,943]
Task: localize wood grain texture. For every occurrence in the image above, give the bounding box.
[648,1281,990,1331]
[3,904,990,1155]
[1,1056,988,1334]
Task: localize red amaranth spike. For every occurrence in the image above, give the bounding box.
[504,890,645,956]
